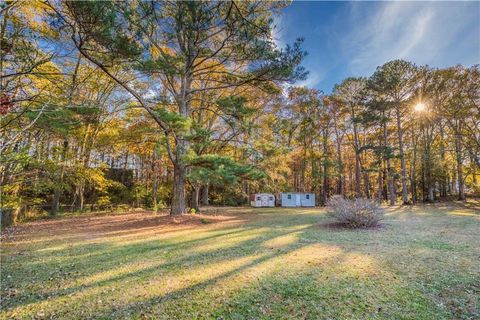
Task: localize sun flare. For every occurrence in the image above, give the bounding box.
[414,102,426,112]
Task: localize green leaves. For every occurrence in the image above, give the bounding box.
[368,60,418,101]
[154,108,191,135]
[66,1,141,59]
[187,154,266,186]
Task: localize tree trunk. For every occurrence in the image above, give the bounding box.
[171,162,186,215]
[336,138,343,195]
[152,171,159,212]
[51,139,69,215]
[200,184,209,206]
[387,160,394,205]
[333,113,344,196]
[454,130,465,200]
[75,184,84,211]
[301,139,306,193]
[451,170,457,195]
[411,123,418,204]
[439,124,447,198]
[383,120,395,205]
[395,107,409,204]
[352,109,361,197]
[152,147,159,212]
[377,170,383,201]
[423,125,434,203]
[293,170,298,192]
[321,129,328,205]
[363,172,370,199]
[190,185,200,212]
[472,155,478,190]
[169,50,193,214]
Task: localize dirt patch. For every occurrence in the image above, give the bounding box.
[0,211,242,243]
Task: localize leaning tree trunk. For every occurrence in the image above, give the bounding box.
[395,107,409,204]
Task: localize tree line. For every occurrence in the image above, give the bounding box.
[1,1,478,223]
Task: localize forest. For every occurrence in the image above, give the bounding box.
[1,1,479,222]
[2,1,480,319]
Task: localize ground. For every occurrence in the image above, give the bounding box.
[1,202,479,320]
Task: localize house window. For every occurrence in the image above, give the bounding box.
[306,194,310,199]
[287,194,291,200]
[257,196,261,201]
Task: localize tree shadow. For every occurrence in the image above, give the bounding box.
[2,206,478,319]
[1,212,320,313]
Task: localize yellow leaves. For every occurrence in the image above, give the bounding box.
[9,1,58,37]
[97,121,121,144]
[150,45,175,59]
[30,60,61,82]
[193,58,228,73]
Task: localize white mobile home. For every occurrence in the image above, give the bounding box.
[250,193,275,207]
[278,192,315,207]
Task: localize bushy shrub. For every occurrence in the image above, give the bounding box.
[326,196,384,228]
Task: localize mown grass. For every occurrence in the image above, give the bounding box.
[1,202,479,319]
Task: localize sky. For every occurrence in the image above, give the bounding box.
[274,1,480,93]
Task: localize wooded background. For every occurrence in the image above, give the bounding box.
[1,1,479,223]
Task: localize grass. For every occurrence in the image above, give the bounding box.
[1,202,479,319]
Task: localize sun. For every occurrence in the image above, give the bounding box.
[414,102,426,112]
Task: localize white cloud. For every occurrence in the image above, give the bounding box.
[272,12,287,48]
[296,70,323,88]
[339,1,479,75]
[272,9,324,89]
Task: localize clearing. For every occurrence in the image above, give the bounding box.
[1,203,479,319]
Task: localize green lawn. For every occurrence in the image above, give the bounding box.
[1,202,479,319]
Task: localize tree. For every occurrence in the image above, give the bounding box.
[438,66,477,200]
[48,0,307,214]
[369,60,418,204]
[333,78,368,197]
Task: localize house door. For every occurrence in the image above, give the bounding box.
[295,194,301,206]
[261,195,269,207]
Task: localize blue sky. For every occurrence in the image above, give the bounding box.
[274,1,480,93]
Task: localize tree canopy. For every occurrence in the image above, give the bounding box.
[1,0,478,224]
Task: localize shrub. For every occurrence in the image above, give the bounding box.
[326,196,384,228]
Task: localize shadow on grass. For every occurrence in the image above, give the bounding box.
[2,207,478,319]
[2,213,322,312]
